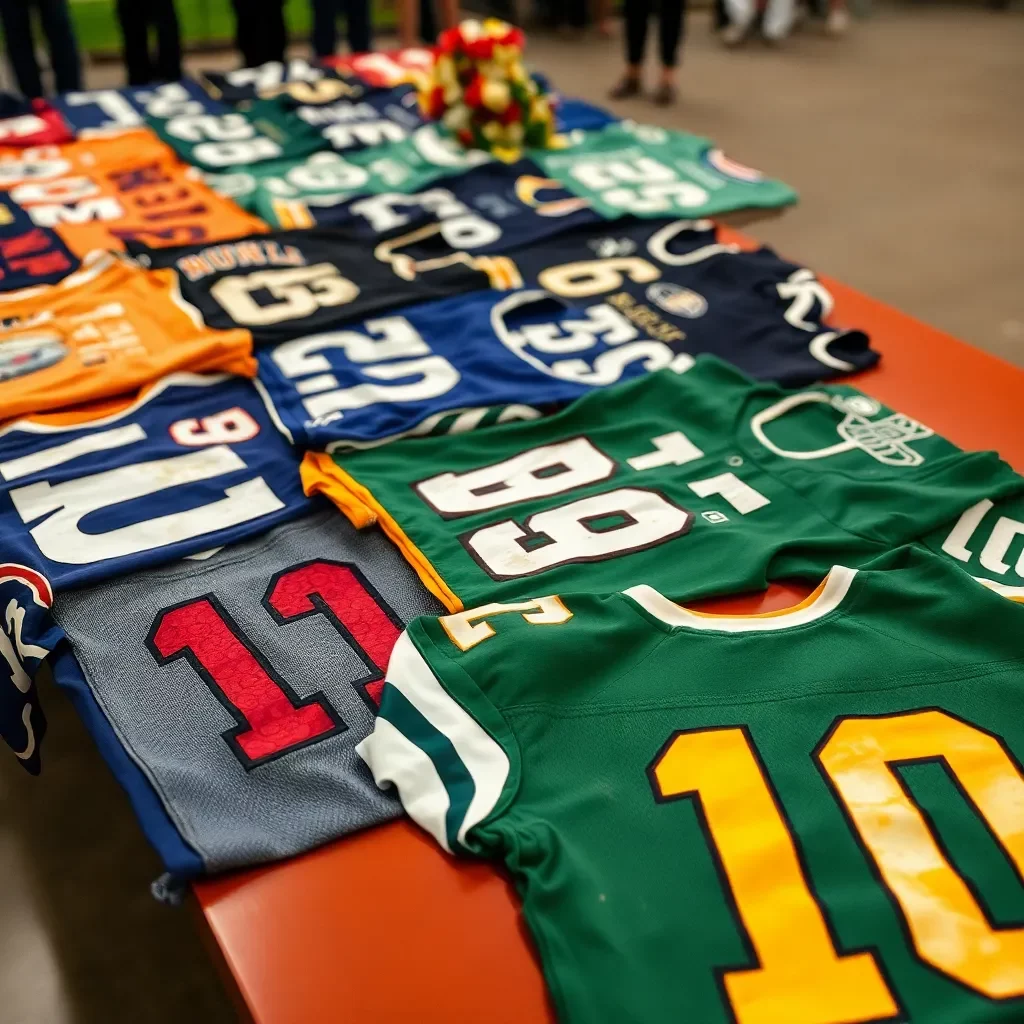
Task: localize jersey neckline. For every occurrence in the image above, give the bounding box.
[624,565,858,633]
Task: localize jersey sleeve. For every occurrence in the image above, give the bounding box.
[356,621,520,856]
[0,564,65,773]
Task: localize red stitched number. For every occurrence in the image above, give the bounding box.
[147,560,401,768]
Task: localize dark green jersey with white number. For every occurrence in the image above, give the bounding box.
[302,356,1023,610]
[358,547,1024,1023]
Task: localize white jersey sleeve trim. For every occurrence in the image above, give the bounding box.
[973,576,1024,602]
[355,718,453,852]
[625,565,858,632]
[365,630,510,850]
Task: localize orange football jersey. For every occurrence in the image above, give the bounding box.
[0,130,266,256]
[0,251,255,420]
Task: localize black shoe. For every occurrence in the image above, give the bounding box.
[652,82,677,106]
[608,76,642,100]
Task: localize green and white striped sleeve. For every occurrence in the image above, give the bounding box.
[355,627,518,855]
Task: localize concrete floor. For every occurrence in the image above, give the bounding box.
[1,6,1022,1023]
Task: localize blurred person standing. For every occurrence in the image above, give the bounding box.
[398,0,459,48]
[115,0,183,85]
[0,0,82,98]
[609,0,685,106]
[231,0,288,67]
[310,0,372,57]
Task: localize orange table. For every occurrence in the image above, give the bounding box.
[194,227,1024,1024]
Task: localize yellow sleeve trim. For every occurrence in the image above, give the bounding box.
[300,451,463,613]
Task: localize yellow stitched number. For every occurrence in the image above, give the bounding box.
[649,727,899,1024]
[818,710,1024,998]
[651,713,1024,1021]
[439,597,572,651]
[537,257,660,299]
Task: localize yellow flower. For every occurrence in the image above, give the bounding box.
[443,82,462,105]
[434,53,456,87]
[532,96,551,121]
[504,122,525,146]
[481,120,502,142]
[481,78,512,113]
[442,104,470,132]
[460,19,483,41]
[482,17,509,36]
[493,145,521,163]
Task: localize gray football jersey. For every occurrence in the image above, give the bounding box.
[52,508,442,877]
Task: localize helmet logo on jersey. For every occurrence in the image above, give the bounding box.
[750,392,935,467]
[515,175,592,218]
[588,237,636,259]
[704,148,765,183]
[646,283,707,319]
[0,333,67,382]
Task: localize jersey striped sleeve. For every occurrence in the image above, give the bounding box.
[356,627,516,854]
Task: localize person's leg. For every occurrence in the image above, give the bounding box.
[153,0,182,81]
[398,0,420,48]
[434,0,458,33]
[247,0,287,65]
[568,0,587,30]
[311,0,338,57]
[609,0,649,98]
[230,0,255,66]
[418,0,436,43]
[653,0,684,103]
[0,0,44,98]
[115,0,153,85]
[344,0,371,53]
[35,0,83,93]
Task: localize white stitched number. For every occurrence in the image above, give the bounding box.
[271,317,460,422]
[414,431,771,579]
[570,157,709,214]
[165,114,282,167]
[2,412,281,566]
[210,263,359,327]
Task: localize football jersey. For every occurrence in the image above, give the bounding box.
[0,252,254,419]
[272,161,601,277]
[0,201,77,291]
[246,84,425,156]
[301,357,1023,610]
[0,373,310,772]
[130,228,496,344]
[501,217,875,386]
[199,58,355,105]
[358,546,1024,1024]
[327,47,436,88]
[531,121,797,218]
[553,96,618,133]
[0,101,73,146]
[0,132,266,256]
[52,80,227,137]
[51,507,442,878]
[256,288,697,451]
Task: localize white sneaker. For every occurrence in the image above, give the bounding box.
[720,19,751,45]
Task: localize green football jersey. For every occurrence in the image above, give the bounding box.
[357,547,1024,1023]
[210,126,494,227]
[148,107,325,173]
[301,356,1023,611]
[530,121,797,219]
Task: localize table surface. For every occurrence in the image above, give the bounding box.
[193,225,1024,1024]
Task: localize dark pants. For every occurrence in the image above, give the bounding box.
[625,0,686,68]
[545,0,588,29]
[311,0,371,57]
[116,0,182,86]
[0,0,82,98]
[231,0,287,67]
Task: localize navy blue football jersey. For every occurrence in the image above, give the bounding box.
[288,160,602,280]
[257,287,700,450]
[130,228,495,344]
[0,372,311,773]
[199,58,357,105]
[52,80,228,136]
[0,200,77,291]
[502,217,877,386]
[554,96,618,132]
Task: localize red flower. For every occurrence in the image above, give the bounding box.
[463,74,484,108]
[498,100,522,125]
[438,27,461,53]
[424,85,446,118]
[457,128,475,146]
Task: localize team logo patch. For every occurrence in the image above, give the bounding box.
[704,148,765,183]
[646,283,708,319]
[0,333,67,382]
[588,237,636,259]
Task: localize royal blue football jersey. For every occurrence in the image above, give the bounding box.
[0,199,77,291]
[554,96,618,132]
[0,372,311,773]
[256,288,696,451]
[296,159,602,267]
[52,80,228,136]
[502,217,878,386]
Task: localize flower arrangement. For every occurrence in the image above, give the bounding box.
[418,19,556,160]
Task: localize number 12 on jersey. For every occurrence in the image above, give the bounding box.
[649,710,1024,1024]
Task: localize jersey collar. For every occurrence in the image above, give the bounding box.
[624,565,858,633]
